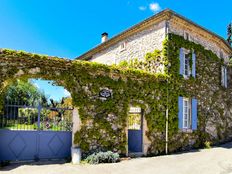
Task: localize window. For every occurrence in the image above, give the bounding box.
[220,51,223,59]
[178,97,198,130]
[183,98,191,129]
[128,107,142,130]
[120,42,126,51]
[184,32,189,41]
[179,48,196,78]
[221,65,228,88]
[184,53,191,77]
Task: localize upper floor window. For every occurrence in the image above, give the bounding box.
[220,51,224,59]
[184,32,189,41]
[179,48,196,78]
[184,53,191,77]
[120,42,126,51]
[221,65,228,88]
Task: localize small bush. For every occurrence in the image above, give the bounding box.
[204,141,212,149]
[85,151,120,164]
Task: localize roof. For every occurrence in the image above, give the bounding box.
[77,9,232,60]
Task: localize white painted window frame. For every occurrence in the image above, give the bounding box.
[183,98,192,129]
[183,49,191,79]
[221,65,228,88]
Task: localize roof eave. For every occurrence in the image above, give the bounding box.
[76,9,232,60]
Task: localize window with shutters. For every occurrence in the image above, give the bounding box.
[183,98,192,129]
[178,97,197,131]
[180,48,196,78]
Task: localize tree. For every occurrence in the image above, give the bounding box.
[227,23,232,46]
[5,79,48,105]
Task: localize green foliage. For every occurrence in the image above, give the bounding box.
[204,141,212,149]
[0,33,231,156]
[4,79,47,105]
[85,151,120,164]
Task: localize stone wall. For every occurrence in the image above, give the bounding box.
[89,16,231,65]
[169,17,231,63]
[90,21,166,65]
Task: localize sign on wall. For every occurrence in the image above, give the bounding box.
[99,89,112,100]
[129,107,141,113]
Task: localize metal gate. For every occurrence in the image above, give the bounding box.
[0,101,73,161]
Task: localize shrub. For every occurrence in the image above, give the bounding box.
[204,141,212,149]
[85,151,120,164]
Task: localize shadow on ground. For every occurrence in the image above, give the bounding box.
[0,160,67,171]
[1,141,232,172]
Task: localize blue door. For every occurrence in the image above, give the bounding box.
[128,112,143,153]
[0,102,73,161]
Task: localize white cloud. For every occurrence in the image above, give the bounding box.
[149,2,161,13]
[64,89,71,97]
[139,6,147,11]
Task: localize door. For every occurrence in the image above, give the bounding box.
[128,108,143,153]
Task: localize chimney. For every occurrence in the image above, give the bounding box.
[101,32,108,43]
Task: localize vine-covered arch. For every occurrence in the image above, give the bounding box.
[2,33,228,157]
[0,48,169,155]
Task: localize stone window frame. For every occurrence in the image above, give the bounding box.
[119,41,127,52]
[184,31,190,41]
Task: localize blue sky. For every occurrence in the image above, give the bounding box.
[0,0,231,100]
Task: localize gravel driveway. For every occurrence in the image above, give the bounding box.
[1,142,232,174]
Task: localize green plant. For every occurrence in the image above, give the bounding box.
[0,33,231,157]
[204,141,212,149]
[85,151,120,164]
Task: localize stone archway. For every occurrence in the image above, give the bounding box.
[0,49,78,162]
[0,48,166,163]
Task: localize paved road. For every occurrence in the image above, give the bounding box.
[1,142,232,174]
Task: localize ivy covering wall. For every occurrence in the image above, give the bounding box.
[0,34,232,157]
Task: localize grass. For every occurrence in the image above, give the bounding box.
[0,123,67,131]
[1,124,35,130]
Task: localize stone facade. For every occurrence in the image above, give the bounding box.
[90,21,166,65]
[83,10,232,155]
[168,17,231,62]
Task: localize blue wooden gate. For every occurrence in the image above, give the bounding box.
[128,109,143,153]
[0,101,73,161]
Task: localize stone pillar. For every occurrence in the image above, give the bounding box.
[71,107,82,164]
[143,116,151,155]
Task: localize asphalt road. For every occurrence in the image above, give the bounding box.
[1,142,232,174]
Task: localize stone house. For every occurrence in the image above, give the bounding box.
[76,9,232,156]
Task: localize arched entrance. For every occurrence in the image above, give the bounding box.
[0,50,74,161]
[0,49,158,162]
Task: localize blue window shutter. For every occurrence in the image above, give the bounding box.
[178,96,183,129]
[179,48,184,75]
[192,52,196,78]
[192,99,198,130]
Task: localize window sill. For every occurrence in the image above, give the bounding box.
[183,75,190,79]
[180,128,193,133]
[120,48,126,52]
